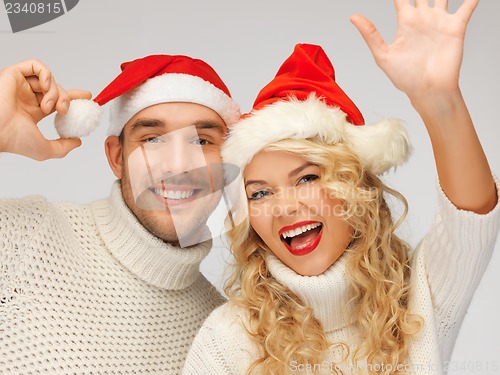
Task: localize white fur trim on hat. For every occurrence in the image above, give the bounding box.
[108,73,240,136]
[222,96,410,176]
[54,99,104,138]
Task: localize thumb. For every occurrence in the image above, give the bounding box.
[44,137,82,159]
[350,14,387,61]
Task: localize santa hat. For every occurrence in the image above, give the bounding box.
[222,44,410,176]
[55,54,241,138]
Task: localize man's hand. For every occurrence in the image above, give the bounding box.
[0,59,91,160]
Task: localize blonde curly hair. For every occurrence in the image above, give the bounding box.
[224,138,422,374]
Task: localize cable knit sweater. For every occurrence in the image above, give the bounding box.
[0,182,224,375]
[182,181,500,375]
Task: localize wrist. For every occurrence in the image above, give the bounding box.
[0,121,15,154]
[0,128,6,152]
[409,88,466,122]
[0,119,11,152]
[410,88,475,145]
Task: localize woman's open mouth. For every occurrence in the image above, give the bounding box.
[279,221,323,256]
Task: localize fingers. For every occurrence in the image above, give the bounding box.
[26,76,91,116]
[396,0,449,10]
[27,77,68,115]
[34,92,44,107]
[54,84,71,115]
[413,0,429,7]
[20,129,82,160]
[41,137,82,160]
[394,0,410,12]
[455,0,479,23]
[350,14,388,61]
[14,59,52,90]
[67,89,92,101]
[13,59,63,115]
[39,75,60,115]
[25,76,59,110]
[26,75,43,92]
[434,0,448,10]
[56,89,92,115]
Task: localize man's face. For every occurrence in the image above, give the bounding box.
[106,102,227,246]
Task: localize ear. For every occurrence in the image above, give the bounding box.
[105,136,123,178]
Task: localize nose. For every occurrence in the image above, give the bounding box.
[149,134,207,178]
[272,187,302,217]
[162,140,199,175]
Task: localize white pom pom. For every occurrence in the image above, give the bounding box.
[54,99,104,138]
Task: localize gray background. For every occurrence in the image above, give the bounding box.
[1,1,498,372]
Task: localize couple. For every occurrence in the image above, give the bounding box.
[1,1,499,374]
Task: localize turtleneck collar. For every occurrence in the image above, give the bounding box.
[266,252,355,332]
[91,181,211,290]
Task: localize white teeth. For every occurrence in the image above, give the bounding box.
[154,188,195,200]
[294,242,310,250]
[281,222,321,239]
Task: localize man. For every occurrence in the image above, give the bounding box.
[0,55,240,373]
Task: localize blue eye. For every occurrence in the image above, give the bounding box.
[248,190,270,201]
[298,174,319,184]
[146,137,164,144]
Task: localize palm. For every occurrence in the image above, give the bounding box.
[352,0,478,98]
[385,7,466,94]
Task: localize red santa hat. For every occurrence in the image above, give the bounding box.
[222,43,410,176]
[55,54,241,138]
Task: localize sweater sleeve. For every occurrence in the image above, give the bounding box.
[182,303,257,375]
[420,177,500,361]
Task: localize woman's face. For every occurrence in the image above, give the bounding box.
[244,150,352,276]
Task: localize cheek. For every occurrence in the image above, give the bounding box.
[203,147,223,163]
[123,145,145,171]
[248,204,272,240]
[125,149,154,194]
[321,194,347,217]
[298,185,333,214]
[321,196,352,239]
[327,212,352,247]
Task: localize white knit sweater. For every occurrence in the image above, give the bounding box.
[0,182,224,374]
[182,181,500,375]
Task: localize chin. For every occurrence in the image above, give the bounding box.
[289,252,339,276]
[294,264,328,277]
[138,213,178,241]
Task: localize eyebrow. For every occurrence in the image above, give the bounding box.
[192,120,226,133]
[129,118,225,134]
[244,162,315,188]
[130,118,165,133]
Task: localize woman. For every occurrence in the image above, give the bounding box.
[183,1,499,374]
